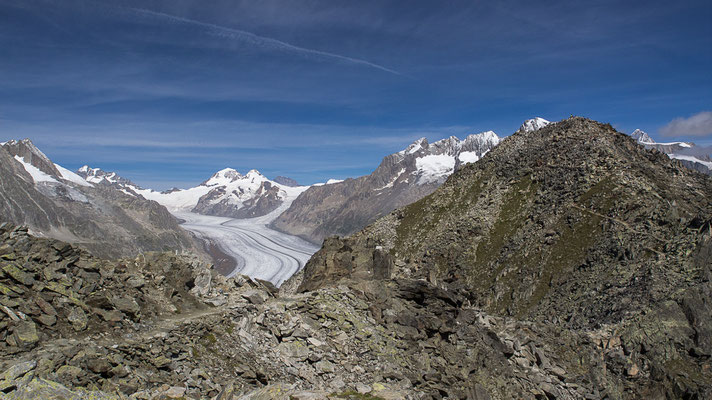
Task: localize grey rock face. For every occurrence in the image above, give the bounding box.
[675,158,712,175]
[0,140,203,259]
[2,212,712,399]
[273,176,299,187]
[2,139,61,177]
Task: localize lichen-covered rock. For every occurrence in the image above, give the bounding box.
[0,361,36,392]
[67,307,88,331]
[3,377,123,400]
[241,289,269,305]
[12,321,39,347]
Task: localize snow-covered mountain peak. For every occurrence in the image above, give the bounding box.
[203,168,270,187]
[2,139,92,188]
[78,165,118,184]
[204,168,243,186]
[78,165,103,177]
[631,129,654,144]
[400,137,428,155]
[76,165,138,189]
[246,169,265,179]
[517,117,551,133]
[382,130,502,186]
[468,130,497,141]
[463,130,500,148]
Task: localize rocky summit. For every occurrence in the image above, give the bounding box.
[294,117,712,398]
[0,117,711,400]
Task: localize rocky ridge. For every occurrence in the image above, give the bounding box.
[293,117,712,398]
[3,119,711,399]
[5,220,699,400]
[272,129,503,244]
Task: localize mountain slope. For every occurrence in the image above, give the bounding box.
[299,117,711,319]
[292,117,712,397]
[0,139,202,259]
[272,129,502,244]
[0,222,638,399]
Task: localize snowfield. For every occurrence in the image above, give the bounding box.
[174,199,319,287]
[416,154,456,184]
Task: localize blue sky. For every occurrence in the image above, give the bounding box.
[1,0,711,189]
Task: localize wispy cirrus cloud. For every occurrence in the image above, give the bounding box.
[128,7,402,77]
[660,111,712,137]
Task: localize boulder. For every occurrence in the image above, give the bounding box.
[242,289,269,305]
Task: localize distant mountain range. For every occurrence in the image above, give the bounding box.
[2,117,708,259]
[76,166,313,219]
[69,123,508,246]
[271,127,505,244]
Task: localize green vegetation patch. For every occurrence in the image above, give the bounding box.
[523,177,616,315]
[331,390,387,400]
[393,175,484,258]
[471,176,537,288]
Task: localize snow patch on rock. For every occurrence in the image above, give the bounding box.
[54,163,93,187]
[14,156,58,184]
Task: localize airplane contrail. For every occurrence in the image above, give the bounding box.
[129,8,402,76]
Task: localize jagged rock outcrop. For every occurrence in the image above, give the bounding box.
[272,131,501,244]
[0,140,202,259]
[0,222,541,399]
[294,117,712,398]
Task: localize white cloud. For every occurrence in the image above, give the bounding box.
[660,111,712,137]
[128,8,401,76]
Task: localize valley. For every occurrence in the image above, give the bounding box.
[174,209,319,287]
[2,3,711,398]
